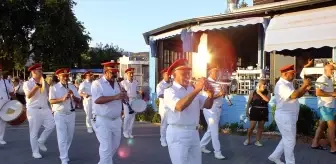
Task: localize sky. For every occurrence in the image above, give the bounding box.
[73,0,253,52]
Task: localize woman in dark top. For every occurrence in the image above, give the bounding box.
[244,79,271,147]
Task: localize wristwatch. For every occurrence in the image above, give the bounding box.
[35,83,42,87]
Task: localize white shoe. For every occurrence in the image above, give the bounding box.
[243,139,249,146]
[268,157,284,164]
[201,147,211,154]
[0,140,7,145]
[129,134,134,139]
[32,153,42,159]
[255,141,263,147]
[214,152,226,160]
[123,133,129,138]
[87,128,93,133]
[61,160,68,164]
[161,142,168,147]
[38,142,47,152]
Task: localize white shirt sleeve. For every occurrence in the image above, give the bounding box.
[276,83,294,101]
[91,81,103,103]
[316,76,326,90]
[164,88,180,112]
[49,86,57,100]
[78,82,84,95]
[156,83,163,97]
[71,85,80,99]
[5,80,14,93]
[23,81,31,95]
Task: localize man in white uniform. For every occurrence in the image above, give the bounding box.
[121,68,142,139]
[200,66,227,160]
[164,59,214,164]
[92,61,127,164]
[78,70,94,133]
[49,68,81,164]
[311,64,336,153]
[268,64,311,164]
[156,68,171,147]
[23,63,55,159]
[0,65,15,145]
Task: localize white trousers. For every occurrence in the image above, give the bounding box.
[83,98,93,128]
[27,108,55,154]
[159,108,168,143]
[123,99,135,136]
[269,113,297,164]
[166,125,201,164]
[0,118,6,141]
[54,112,76,162]
[95,117,122,164]
[200,107,221,153]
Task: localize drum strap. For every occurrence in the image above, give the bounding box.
[3,79,10,99]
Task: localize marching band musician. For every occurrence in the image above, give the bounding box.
[200,66,226,160]
[0,65,15,145]
[121,67,142,139]
[78,70,94,133]
[311,64,336,153]
[23,63,55,159]
[268,64,311,164]
[91,61,127,164]
[164,59,214,164]
[156,68,171,147]
[49,68,81,164]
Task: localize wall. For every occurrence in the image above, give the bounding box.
[220,95,318,128]
[149,52,157,110]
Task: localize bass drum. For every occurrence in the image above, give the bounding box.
[0,100,26,126]
[131,99,147,113]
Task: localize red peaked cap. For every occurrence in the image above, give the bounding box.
[207,65,219,72]
[28,63,42,72]
[125,68,135,73]
[167,58,191,76]
[160,68,168,74]
[280,64,296,73]
[55,68,70,76]
[101,61,119,68]
[83,70,93,76]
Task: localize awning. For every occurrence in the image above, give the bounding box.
[265,6,336,52]
[149,17,267,41]
[149,28,183,41]
[190,17,268,32]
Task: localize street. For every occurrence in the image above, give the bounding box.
[0,110,335,164]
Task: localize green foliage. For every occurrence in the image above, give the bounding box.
[151,112,161,123]
[81,43,123,69]
[155,98,160,110]
[135,104,156,122]
[297,104,318,136]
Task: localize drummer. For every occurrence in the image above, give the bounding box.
[0,64,15,145]
[49,68,81,164]
[121,68,142,139]
[164,59,214,164]
[156,68,171,147]
[78,70,94,133]
[23,63,55,159]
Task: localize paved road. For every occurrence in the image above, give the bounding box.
[0,110,335,164]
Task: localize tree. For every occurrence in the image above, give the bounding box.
[81,43,124,68]
[0,0,39,72]
[30,0,90,71]
[238,0,249,8]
